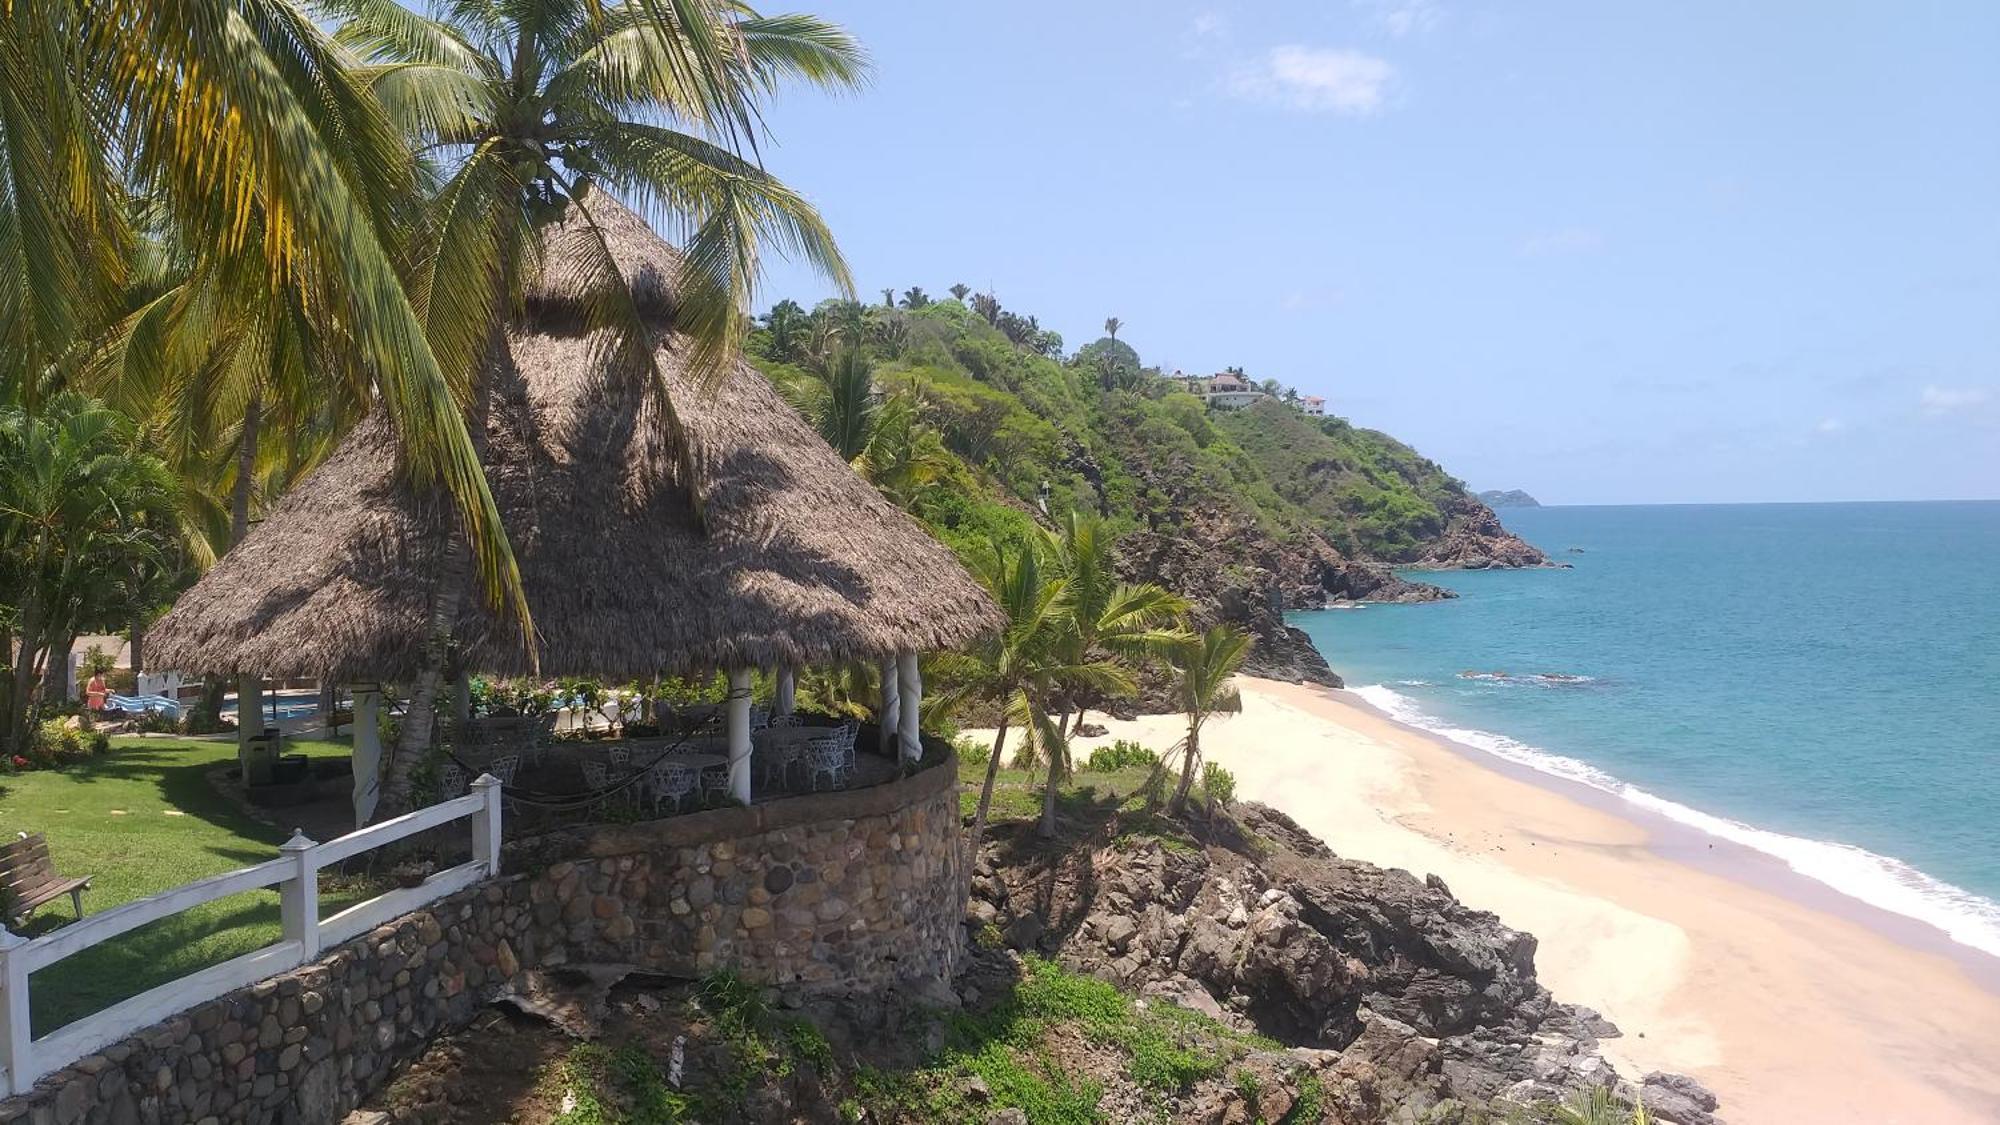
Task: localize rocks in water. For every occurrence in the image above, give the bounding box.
[970,803,1722,1123]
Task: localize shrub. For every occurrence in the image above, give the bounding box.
[34,720,85,765]
[1084,740,1156,772]
[1200,763,1237,810]
[89,731,111,756]
[955,736,991,766]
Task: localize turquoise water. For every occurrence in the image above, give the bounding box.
[1292,501,2000,957]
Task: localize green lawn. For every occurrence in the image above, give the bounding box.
[956,754,1202,852]
[0,735,367,1035]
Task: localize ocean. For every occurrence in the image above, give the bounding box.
[1291,501,2000,958]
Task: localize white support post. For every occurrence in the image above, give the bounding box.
[0,927,29,1097]
[878,657,900,757]
[470,773,504,876]
[774,666,796,718]
[278,829,321,962]
[897,651,922,764]
[726,669,753,805]
[351,687,382,828]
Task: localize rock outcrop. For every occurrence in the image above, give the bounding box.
[1408,494,1558,570]
[1114,501,1453,689]
[970,803,1720,1124]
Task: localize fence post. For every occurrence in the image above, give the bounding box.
[0,926,31,1096]
[470,774,503,877]
[279,829,320,963]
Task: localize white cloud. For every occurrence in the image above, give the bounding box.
[1519,227,1606,257]
[1190,10,1227,39]
[1359,0,1443,38]
[1815,417,1847,436]
[1231,46,1396,115]
[1920,385,1992,416]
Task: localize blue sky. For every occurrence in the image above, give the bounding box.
[749,2,1999,504]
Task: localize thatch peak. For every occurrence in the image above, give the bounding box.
[150,201,1001,682]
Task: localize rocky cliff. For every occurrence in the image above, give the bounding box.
[968,803,1722,1124]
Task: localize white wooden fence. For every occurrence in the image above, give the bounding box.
[0,774,503,1098]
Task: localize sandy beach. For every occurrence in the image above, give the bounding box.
[1051,676,2000,1125]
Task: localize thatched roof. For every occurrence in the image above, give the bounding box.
[149,200,1002,683]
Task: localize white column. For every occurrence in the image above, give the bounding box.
[878,657,900,756]
[726,668,753,804]
[351,687,382,827]
[237,677,264,744]
[897,651,922,764]
[774,666,796,717]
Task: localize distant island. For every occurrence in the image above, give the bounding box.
[1478,488,1542,508]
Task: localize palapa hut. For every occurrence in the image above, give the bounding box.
[150,197,1002,819]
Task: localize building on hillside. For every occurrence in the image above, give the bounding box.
[1168,370,1212,395]
[1201,370,1266,409]
[1298,395,1326,416]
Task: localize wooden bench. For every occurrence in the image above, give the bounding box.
[0,832,90,925]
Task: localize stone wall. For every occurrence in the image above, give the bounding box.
[0,750,964,1125]
[510,740,965,994]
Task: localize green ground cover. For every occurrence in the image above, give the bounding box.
[0,735,366,1034]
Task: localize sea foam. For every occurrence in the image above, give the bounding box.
[1350,683,2000,960]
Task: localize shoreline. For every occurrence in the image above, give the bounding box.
[1335,686,2000,995]
[1054,677,2000,1124]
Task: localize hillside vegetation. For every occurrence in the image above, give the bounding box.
[748,292,1544,682]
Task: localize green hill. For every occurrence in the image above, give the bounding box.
[747,294,1545,681]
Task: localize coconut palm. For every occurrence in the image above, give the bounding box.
[1047,511,1189,733]
[944,535,1123,858]
[899,286,930,309]
[761,298,809,363]
[1,0,528,637]
[970,292,1002,326]
[1166,626,1252,816]
[778,350,946,506]
[949,283,971,302]
[1104,316,1122,340]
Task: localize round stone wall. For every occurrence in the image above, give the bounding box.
[508,747,967,995]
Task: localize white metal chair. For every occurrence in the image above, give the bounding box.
[760,739,804,792]
[607,745,631,770]
[581,760,612,816]
[805,735,850,792]
[436,763,466,801]
[647,761,698,814]
[488,754,520,785]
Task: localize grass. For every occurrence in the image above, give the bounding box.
[956,756,1200,853]
[862,957,1276,1122]
[0,734,369,1034]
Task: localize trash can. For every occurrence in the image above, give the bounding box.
[242,728,283,786]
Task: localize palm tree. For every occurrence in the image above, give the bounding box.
[1047,511,1188,734]
[1166,626,1252,816]
[945,536,1102,861]
[970,292,1002,326]
[0,394,179,752]
[949,283,971,302]
[899,286,930,309]
[1104,316,1122,340]
[329,0,863,815]
[881,287,896,308]
[762,299,809,363]
[778,352,946,506]
[1,0,529,641]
